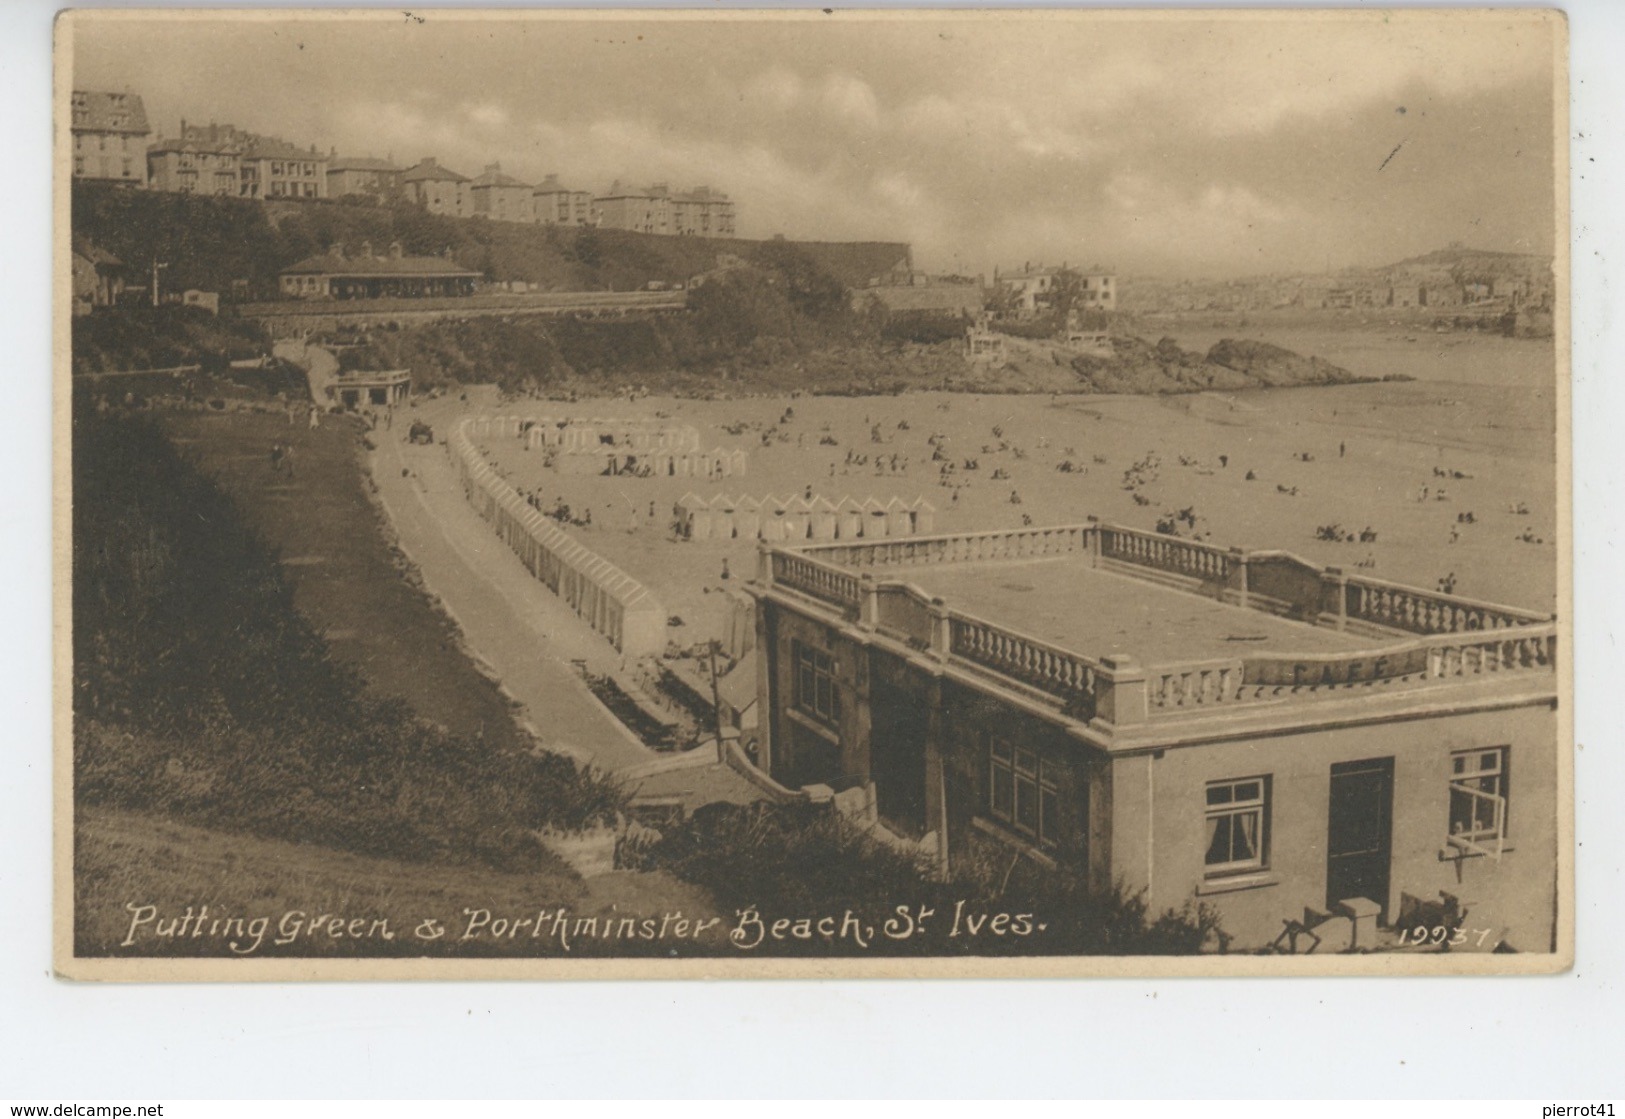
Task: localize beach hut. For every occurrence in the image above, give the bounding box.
[911,496,937,535]
[783,494,813,540]
[809,495,839,540]
[727,448,749,477]
[886,496,913,536]
[711,495,738,540]
[861,496,890,538]
[675,493,708,540]
[759,495,789,542]
[735,495,763,539]
[689,500,716,541]
[836,496,864,539]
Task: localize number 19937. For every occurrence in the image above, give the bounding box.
[1396,925,1501,948]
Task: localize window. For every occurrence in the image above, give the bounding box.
[1449,747,1508,856]
[1204,776,1269,876]
[988,738,1061,848]
[792,641,840,724]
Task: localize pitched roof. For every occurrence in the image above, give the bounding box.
[402,158,469,184]
[280,250,481,278]
[72,237,123,268]
[149,123,250,156]
[329,156,402,173]
[70,91,150,135]
[534,174,583,194]
[470,165,531,189]
[242,135,322,162]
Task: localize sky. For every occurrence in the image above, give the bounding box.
[67,10,1561,279]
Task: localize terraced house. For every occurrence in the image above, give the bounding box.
[402,156,470,217]
[595,181,736,236]
[746,520,1560,952]
[70,89,151,186]
[533,174,595,226]
[146,122,246,196]
[469,163,534,223]
[238,134,327,199]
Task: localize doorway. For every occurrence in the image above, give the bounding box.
[1326,757,1394,919]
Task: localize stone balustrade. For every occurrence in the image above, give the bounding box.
[769,550,862,612]
[803,523,1089,568]
[757,517,1560,728]
[1342,574,1550,635]
[1144,622,1559,715]
[948,610,1101,713]
[1097,523,1234,583]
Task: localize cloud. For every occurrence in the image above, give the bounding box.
[69,11,1559,277]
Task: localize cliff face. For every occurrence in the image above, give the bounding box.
[1202,338,1364,386]
[1064,336,1366,394]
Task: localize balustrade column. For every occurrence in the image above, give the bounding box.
[757,539,774,587]
[1324,566,1349,631]
[1230,547,1249,609]
[1093,654,1148,726]
[859,574,879,631]
[929,598,951,663]
[1087,516,1102,568]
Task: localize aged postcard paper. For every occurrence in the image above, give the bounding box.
[55,7,1571,980]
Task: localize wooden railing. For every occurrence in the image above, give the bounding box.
[1097,524,1233,582]
[770,551,861,611]
[948,610,1100,709]
[1147,623,1559,712]
[802,524,1089,568]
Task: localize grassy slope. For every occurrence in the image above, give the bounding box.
[73,808,715,954]
[75,404,735,958]
[161,409,530,752]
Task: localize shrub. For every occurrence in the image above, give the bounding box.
[72,406,628,869]
[634,801,1224,956]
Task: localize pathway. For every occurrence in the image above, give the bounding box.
[371,401,657,772]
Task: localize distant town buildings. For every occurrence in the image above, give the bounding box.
[144,121,327,199]
[469,163,534,224]
[533,174,594,227]
[326,155,404,202]
[995,264,1117,316]
[595,181,736,237]
[70,90,151,186]
[74,88,744,237]
[401,157,470,217]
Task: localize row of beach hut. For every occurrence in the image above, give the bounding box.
[472,414,702,454]
[452,420,667,658]
[555,446,748,479]
[674,493,937,542]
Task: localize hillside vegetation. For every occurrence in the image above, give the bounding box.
[72,181,909,301]
[73,402,627,884]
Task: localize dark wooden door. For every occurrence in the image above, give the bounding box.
[1326,758,1395,918]
[870,678,929,837]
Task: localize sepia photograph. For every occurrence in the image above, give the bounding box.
[55,7,1570,979]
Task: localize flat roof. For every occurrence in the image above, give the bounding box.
[880,555,1375,665]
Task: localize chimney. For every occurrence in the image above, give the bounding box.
[389,240,403,260]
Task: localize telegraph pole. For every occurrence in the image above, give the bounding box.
[707,639,727,759]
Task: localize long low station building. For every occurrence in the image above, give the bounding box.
[745,520,1561,953]
[278,240,482,300]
